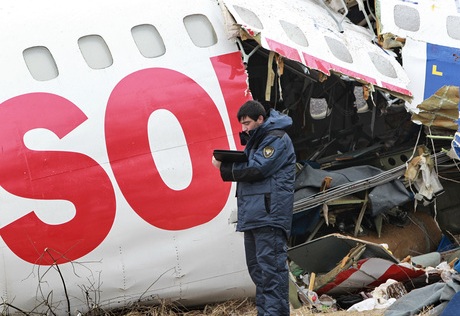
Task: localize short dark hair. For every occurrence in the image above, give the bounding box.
[237,100,267,121]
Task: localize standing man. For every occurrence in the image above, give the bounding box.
[212,100,296,316]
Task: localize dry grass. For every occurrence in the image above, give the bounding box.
[84,298,441,316]
[93,299,389,316]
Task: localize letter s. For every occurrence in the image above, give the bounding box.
[0,93,116,264]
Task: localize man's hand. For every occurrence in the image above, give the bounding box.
[212,155,222,169]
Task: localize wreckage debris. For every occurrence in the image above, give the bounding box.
[228,2,460,314]
[287,145,460,314]
[288,233,460,314]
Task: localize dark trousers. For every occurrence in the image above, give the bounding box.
[244,227,289,316]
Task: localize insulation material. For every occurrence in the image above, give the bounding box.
[411,85,459,130]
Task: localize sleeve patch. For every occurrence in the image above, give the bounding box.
[263,146,275,158]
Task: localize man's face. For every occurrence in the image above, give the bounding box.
[240,115,264,134]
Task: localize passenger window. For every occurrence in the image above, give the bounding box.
[393,5,420,32]
[325,36,353,63]
[233,5,264,30]
[131,24,166,58]
[78,35,113,69]
[280,20,309,47]
[183,14,217,48]
[446,16,460,40]
[23,46,59,81]
[368,52,397,78]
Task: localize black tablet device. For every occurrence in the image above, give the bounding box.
[213,149,248,163]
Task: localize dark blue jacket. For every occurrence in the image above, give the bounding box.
[220,109,296,236]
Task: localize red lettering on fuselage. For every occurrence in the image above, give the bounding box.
[0,51,248,263]
[105,68,231,230]
[0,93,116,264]
[210,52,251,151]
